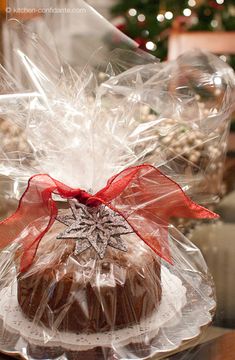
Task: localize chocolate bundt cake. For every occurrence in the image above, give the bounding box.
[17,202,162,333]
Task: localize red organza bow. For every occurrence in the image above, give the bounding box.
[0,165,218,271]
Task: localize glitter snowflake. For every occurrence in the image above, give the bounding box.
[56,199,133,258]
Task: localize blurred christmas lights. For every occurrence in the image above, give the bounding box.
[156,14,164,22]
[146,41,157,51]
[183,8,192,16]
[188,0,196,7]
[165,11,173,20]
[128,8,137,16]
[138,13,146,22]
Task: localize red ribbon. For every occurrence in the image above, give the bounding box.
[0,165,218,272]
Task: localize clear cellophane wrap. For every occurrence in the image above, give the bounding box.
[0,1,234,359]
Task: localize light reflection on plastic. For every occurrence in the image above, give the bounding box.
[213,76,222,86]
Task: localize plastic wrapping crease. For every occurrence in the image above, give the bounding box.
[0,1,234,359]
[0,5,234,202]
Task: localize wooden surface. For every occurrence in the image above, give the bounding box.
[168,331,235,359]
[0,1,6,14]
[228,132,235,153]
[168,31,235,60]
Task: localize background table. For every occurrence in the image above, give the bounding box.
[0,332,235,359]
[168,332,235,360]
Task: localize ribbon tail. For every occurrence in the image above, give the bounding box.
[104,200,173,264]
[126,216,173,265]
[170,194,219,220]
[20,199,58,272]
[0,175,59,271]
[97,164,219,265]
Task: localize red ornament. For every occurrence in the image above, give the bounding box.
[116,23,126,33]
[209,1,224,10]
[134,37,147,48]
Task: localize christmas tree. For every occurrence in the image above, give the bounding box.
[111,0,235,68]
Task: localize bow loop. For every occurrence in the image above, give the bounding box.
[0,165,218,271]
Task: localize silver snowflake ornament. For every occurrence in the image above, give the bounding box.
[56,199,133,258]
